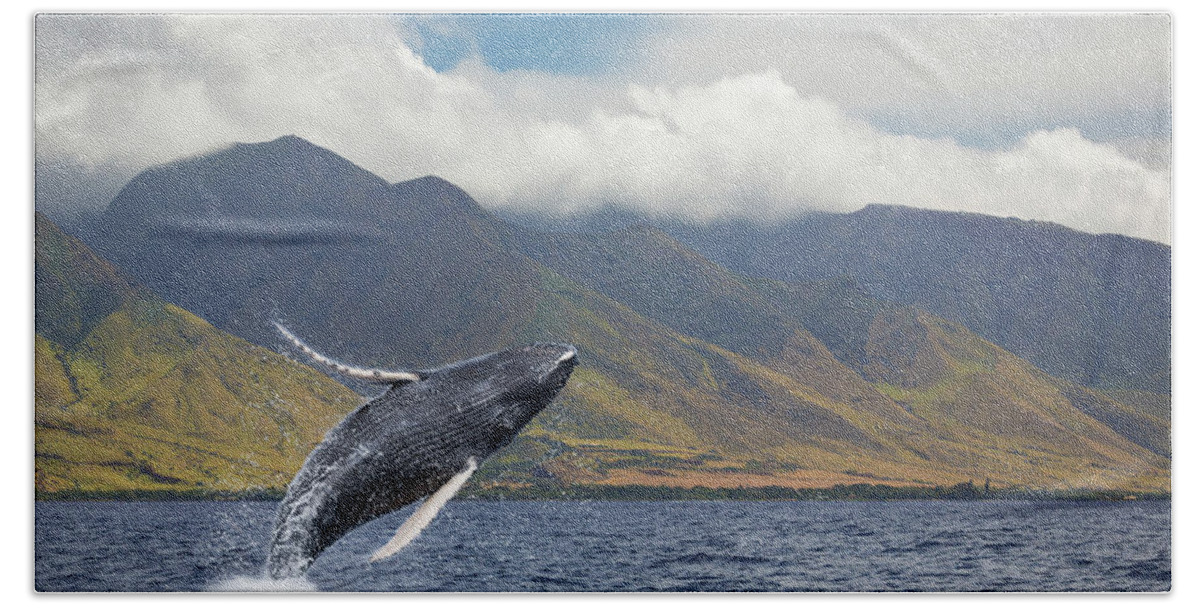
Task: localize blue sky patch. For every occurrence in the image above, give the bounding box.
[404,13,660,76]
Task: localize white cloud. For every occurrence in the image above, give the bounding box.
[34,14,1172,243]
[642,14,1172,146]
[460,72,1170,243]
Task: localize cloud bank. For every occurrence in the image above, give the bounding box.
[35,14,1171,243]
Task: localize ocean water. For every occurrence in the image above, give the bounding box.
[34,499,1170,592]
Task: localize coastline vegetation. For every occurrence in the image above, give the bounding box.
[36,480,1169,503]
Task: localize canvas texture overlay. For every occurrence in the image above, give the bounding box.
[34,13,1171,592]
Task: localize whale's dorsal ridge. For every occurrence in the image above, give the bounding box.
[272,321,423,385]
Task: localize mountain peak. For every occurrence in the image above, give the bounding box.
[226,134,350,166]
[396,175,471,198]
[268,134,309,145]
[236,134,319,152]
[103,134,393,229]
[393,175,491,220]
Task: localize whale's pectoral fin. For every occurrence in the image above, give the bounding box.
[369,457,479,563]
[273,321,424,385]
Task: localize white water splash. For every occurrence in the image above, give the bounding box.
[207,575,319,592]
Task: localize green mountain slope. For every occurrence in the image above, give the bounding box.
[660,205,1171,394]
[759,278,1173,462]
[853,307,1167,490]
[74,136,1169,494]
[35,213,362,494]
[511,224,1168,492]
[36,208,135,347]
[481,268,948,491]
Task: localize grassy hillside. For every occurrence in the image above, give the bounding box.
[503,226,1169,493]
[466,268,1168,494]
[661,205,1171,394]
[66,136,1169,495]
[35,213,362,494]
[857,308,1168,491]
[760,278,1173,467]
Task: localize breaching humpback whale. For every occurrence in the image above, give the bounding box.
[266,323,577,579]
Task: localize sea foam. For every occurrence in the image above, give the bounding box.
[207,575,319,592]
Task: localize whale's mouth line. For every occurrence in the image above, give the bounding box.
[538,346,577,383]
[554,347,578,366]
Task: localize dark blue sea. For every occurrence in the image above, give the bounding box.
[34,499,1170,592]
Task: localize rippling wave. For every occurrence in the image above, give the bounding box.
[35,499,1170,592]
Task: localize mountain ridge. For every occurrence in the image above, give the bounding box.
[512,216,1168,485]
[499,201,1171,394]
[659,204,1171,394]
[64,135,1169,493]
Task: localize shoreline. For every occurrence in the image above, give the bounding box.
[34,483,1170,503]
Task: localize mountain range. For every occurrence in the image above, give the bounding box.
[503,202,1172,395]
[36,135,1170,494]
[661,206,1171,396]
